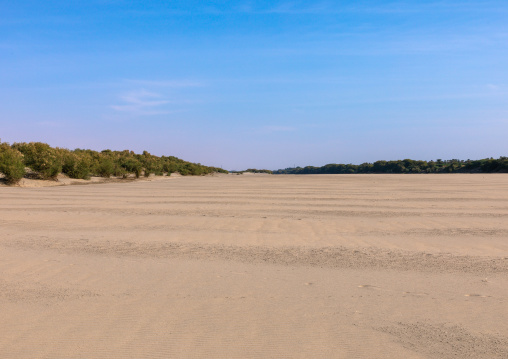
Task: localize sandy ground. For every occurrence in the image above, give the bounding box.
[0,172,177,188]
[1,173,507,358]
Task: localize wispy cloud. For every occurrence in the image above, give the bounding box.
[111,89,171,115]
[108,78,204,116]
[207,1,508,16]
[226,1,333,15]
[123,79,205,88]
[357,1,508,14]
[317,1,508,15]
[261,2,331,15]
[486,84,504,91]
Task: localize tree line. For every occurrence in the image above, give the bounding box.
[231,168,273,174]
[0,141,227,185]
[273,158,508,174]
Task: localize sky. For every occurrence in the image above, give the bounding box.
[1,0,507,170]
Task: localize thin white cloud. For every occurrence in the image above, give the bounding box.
[109,78,204,117]
[235,2,254,13]
[211,1,508,16]
[111,89,171,115]
[123,79,205,88]
[486,84,501,91]
[324,1,508,15]
[233,1,332,15]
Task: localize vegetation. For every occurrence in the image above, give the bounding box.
[2,140,506,186]
[231,168,273,174]
[0,143,25,184]
[245,168,273,174]
[274,158,508,174]
[0,141,227,185]
[12,142,62,179]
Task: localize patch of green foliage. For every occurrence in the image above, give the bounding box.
[61,152,91,179]
[12,142,62,179]
[245,168,273,174]
[274,157,508,174]
[0,142,25,184]
[0,141,228,185]
[231,168,273,174]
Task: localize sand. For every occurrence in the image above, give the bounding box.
[1,173,507,358]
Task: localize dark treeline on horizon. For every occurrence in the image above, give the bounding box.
[231,169,273,174]
[274,157,508,175]
[0,141,227,185]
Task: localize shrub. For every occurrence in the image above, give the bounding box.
[61,152,76,175]
[8,142,227,181]
[0,143,25,184]
[74,158,91,179]
[163,162,178,174]
[12,142,62,180]
[97,159,115,178]
[62,152,91,179]
[120,158,142,178]
[140,150,164,177]
[112,164,126,177]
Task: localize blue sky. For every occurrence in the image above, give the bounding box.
[1,1,507,170]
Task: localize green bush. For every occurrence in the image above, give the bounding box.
[112,163,127,177]
[8,142,227,180]
[74,158,91,179]
[61,152,91,179]
[61,152,76,175]
[13,142,62,179]
[140,150,164,177]
[120,158,142,178]
[0,143,25,185]
[97,159,115,178]
[163,162,179,174]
